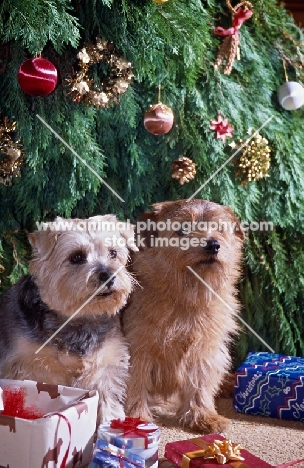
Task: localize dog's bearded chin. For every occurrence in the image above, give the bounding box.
[196,256,219,266]
[95,290,113,298]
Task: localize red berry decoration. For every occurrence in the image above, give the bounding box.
[144,103,174,135]
[18,57,58,97]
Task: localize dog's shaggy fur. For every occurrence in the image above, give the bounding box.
[0,215,137,423]
[122,199,245,433]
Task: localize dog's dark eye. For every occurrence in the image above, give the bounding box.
[175,228,190,237]
[69,251,87,264]
[109,249,117,259]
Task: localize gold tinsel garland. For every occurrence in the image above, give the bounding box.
[0,116,24,186]
[68,38,134,109]
[230,129,271,185]
[171,157,196,185]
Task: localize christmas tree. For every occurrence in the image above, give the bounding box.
[0,0,303,365]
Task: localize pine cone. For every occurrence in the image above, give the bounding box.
[171,157,196,185]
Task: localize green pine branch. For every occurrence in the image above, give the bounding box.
[0,0,80,54]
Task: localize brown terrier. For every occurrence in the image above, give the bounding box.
[0,215,138,424]
[122,199,245,433]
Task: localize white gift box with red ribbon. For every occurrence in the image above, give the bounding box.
[0,379,99,468]
[97,418,161,468]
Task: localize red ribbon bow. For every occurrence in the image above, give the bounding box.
[110,417,157,449]
[214,7,253,40]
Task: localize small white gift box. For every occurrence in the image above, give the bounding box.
[98,418,161,468]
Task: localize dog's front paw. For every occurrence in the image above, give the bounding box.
[126,403,154,423]
[97,402,125,426]
[180,409,231,434]
[127,410,154,423]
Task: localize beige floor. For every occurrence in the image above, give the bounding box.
[157,398,304,467]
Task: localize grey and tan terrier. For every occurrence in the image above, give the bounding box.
[123,199,245,433]
[0,215,138,424]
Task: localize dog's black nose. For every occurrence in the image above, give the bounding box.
[99,269,115,287]
[205,239,220,255]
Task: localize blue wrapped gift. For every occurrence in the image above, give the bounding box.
[89,439,146,468]
[234,352,304,422]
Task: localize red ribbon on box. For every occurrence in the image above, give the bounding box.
[110,417,158,449]
[48,413,71,468]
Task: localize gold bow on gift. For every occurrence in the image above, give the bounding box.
[181,438,248,467]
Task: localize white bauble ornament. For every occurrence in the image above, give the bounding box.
[277,81,304,110]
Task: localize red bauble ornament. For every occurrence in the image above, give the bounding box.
[18,57,58,97]
[144,103,174,135]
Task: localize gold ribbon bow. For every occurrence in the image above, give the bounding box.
[181,438,248,467]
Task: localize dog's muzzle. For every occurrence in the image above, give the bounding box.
[204,239,220,255]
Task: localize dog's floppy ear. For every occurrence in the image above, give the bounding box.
[29,216,67,259]
[224,207,246,242]
[28,229,60,261]
[136,201,177,249]
[116,221,139,252]
[136,201,178,249]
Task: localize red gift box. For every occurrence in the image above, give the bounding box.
[164,434,304,468]
[164,434,272,468]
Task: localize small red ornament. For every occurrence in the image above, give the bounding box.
[210,111,234,141]
[144,102,174,135]
[18,57,58,97]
